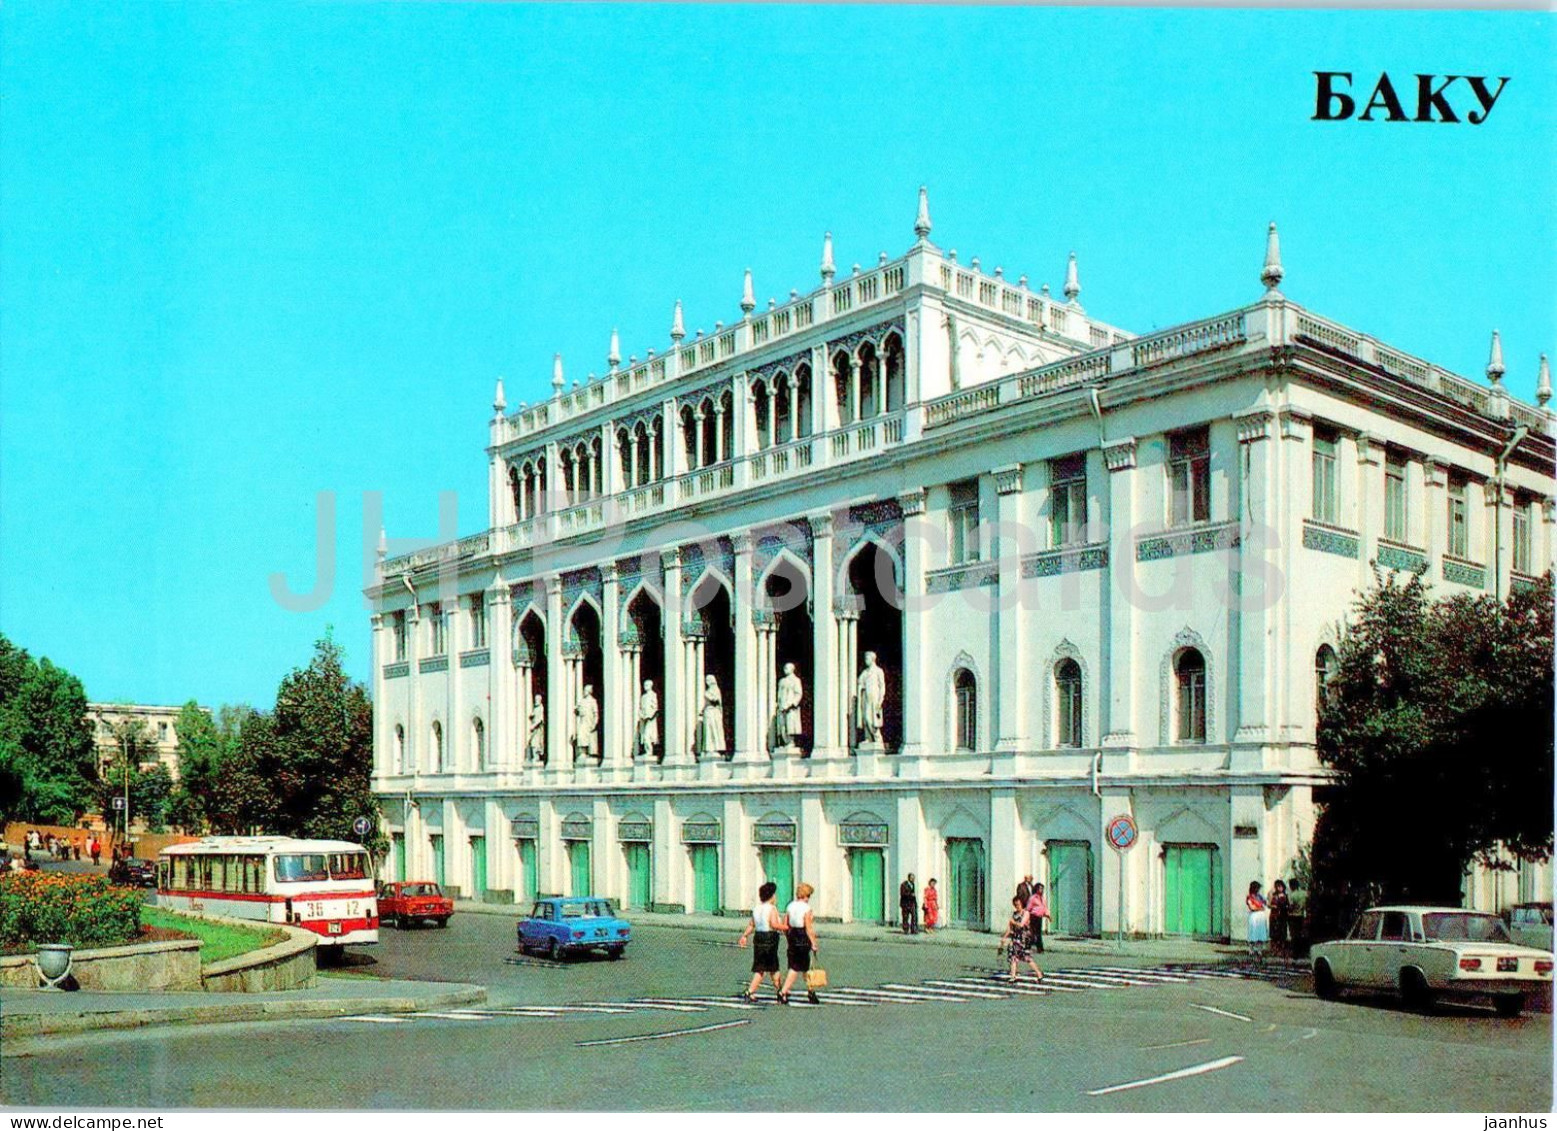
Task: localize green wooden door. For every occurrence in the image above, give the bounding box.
[430,835,445,888]
[392,834,406,881]
[624,843,652,909]
[758,846,794,908]
[517,839,538,901]
[946,838,987,928]
[690,845,720,914]
[1164,844,1223,938]
[849,847,885,923]
[1047,841,1094,935]
[469,836,486,898]
[567,840,593,896]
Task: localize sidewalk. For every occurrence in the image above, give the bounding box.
[452,897,1256,965]
[0,976,485,1049]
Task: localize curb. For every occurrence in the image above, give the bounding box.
[0,983,486,1049]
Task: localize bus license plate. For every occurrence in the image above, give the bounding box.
[327,921,342,935]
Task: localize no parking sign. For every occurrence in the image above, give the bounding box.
[1106,814,1137,852]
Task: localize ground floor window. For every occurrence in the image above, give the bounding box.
[565,840,592,897]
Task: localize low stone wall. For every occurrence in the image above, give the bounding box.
[0,938,202,991]
[200,918,318,993]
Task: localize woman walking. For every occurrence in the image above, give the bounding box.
[737,881,785,1002]
[1025,882,1049,953]
[922,878,940,932]
[779,882,820,1004]
[1246,880,1270,962]
[999,896,1044,980]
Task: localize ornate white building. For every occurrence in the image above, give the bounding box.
[367,192,1554,937]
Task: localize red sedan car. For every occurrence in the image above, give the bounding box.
[378,881,453,929]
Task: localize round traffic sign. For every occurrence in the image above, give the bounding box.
[353,816,373,838]
[1106,814,1138,851]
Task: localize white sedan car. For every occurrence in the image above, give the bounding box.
[1312,905,1553,1017]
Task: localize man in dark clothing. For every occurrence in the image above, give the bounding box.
[1016,875,1033,907]
[899,874,918,934]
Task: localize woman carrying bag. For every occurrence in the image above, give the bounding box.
[779,882,823,1005]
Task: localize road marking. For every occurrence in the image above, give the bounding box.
[585,1001,704,1013]
[340,1015,411,1023]
[576,1018,751,1047]
[993,974,1085,993]
[1024,975,1122,990]
[1190,1004,1252,1022]
[930,979,1048,997]
[1089,967,1194,983]
[1086,1055,1245,1096]
[490,1008,566,1017]
[538,1004,636,1014]
[411,1011,491,1021]
[880,982,1005,1000]
[828,987,937,1003]
[641,997,764,1011]
[1139,1037,1212,1051]
[1051,970,1158,986]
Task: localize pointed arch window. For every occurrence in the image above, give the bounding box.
[472,717,487,769]
[1314,645,1339,721]
[953,668,977,751]
[1174,649,1207,743]
[430,721,444,773]
[1055,659,1083,748]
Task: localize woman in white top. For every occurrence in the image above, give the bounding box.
[779,882,820,1004]
[736,881,784,1002]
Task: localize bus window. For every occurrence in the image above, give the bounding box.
[274,854,329,883]
[198,857,213,890]
[329,853,368,880]
[211,855,227,892]
[245,856,262,892]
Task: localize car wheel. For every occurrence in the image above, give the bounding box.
[1313,960,1339,1000]
[1400,967,1434,1013]
[436,918,448,929]
[1493,993,1524,1019]
[547,938,561,961]
[607,946,625,961]
[394,914,405,930]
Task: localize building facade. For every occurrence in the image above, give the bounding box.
[89,702,204,784]
[367,194,1554,937]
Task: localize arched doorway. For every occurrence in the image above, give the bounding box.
[761,555,813,753]
[567,601,604,763]
[625,590,664,760]
[945,838,987,929]
[688,576,734,759]
[516,610,547,763]
[845,541,904,751]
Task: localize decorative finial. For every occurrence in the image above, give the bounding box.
[741,269,755,316]
[493,376,506,414]
[608,328,621,371]
[820,232,835,283]
[878,251,888,266]
[914,185,932,241]
[1063,252,1081,303]
[1261,222,1284,292]
[376,527,387,560]
[1538,354,1552,408]
[670,300,685,343]
[1487,330,1506,382]
[551,353,564,397]
[1040,283,1051,298]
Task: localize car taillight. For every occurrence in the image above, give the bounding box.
[1459,957,1482,971]
[1535,961,1553,974]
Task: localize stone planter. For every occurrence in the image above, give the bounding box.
[36,943,73,990]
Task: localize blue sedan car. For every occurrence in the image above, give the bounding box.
[517,897,632,961]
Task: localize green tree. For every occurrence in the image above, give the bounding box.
[205,706,275,835]
[168,701,222,831]
[1312,570,1554,933]
[0,635,97,823]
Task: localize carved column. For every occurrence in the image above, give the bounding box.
[1101,437,1137,747]
[898,489,928,758]
[809,512,842,759]
[488,582,514,768]
[370,613,386,777]
[848,359,862,425]
[545,576,567,771]
[662,548,688,766]
[733,532,759,762]
[602,564,623,768]
[1233,408,1276,743]
[715,404,728,463]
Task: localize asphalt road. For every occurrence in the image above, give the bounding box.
[2,911,1550,1112]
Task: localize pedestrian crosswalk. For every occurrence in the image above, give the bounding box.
[338,961,1288,1027]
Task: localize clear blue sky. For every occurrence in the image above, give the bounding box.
[3,4,1553,709]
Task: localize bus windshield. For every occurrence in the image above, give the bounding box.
[273,854,329,883]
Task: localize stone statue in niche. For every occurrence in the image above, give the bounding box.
[776,662,804,751]
[698,675,726,758]
[636,679,659,762]
[855,650,886,747]
[527,695,546,765]
[574,684,599,761]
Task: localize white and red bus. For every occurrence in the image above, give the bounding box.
[156,836,379,947]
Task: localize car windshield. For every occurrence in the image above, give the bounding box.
[561,901,612,919]
[1422,913,1511,943]
[402,883,441,897]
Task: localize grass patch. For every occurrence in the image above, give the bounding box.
[140,905,286,966]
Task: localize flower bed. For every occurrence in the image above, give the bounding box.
[0,872,143,952]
